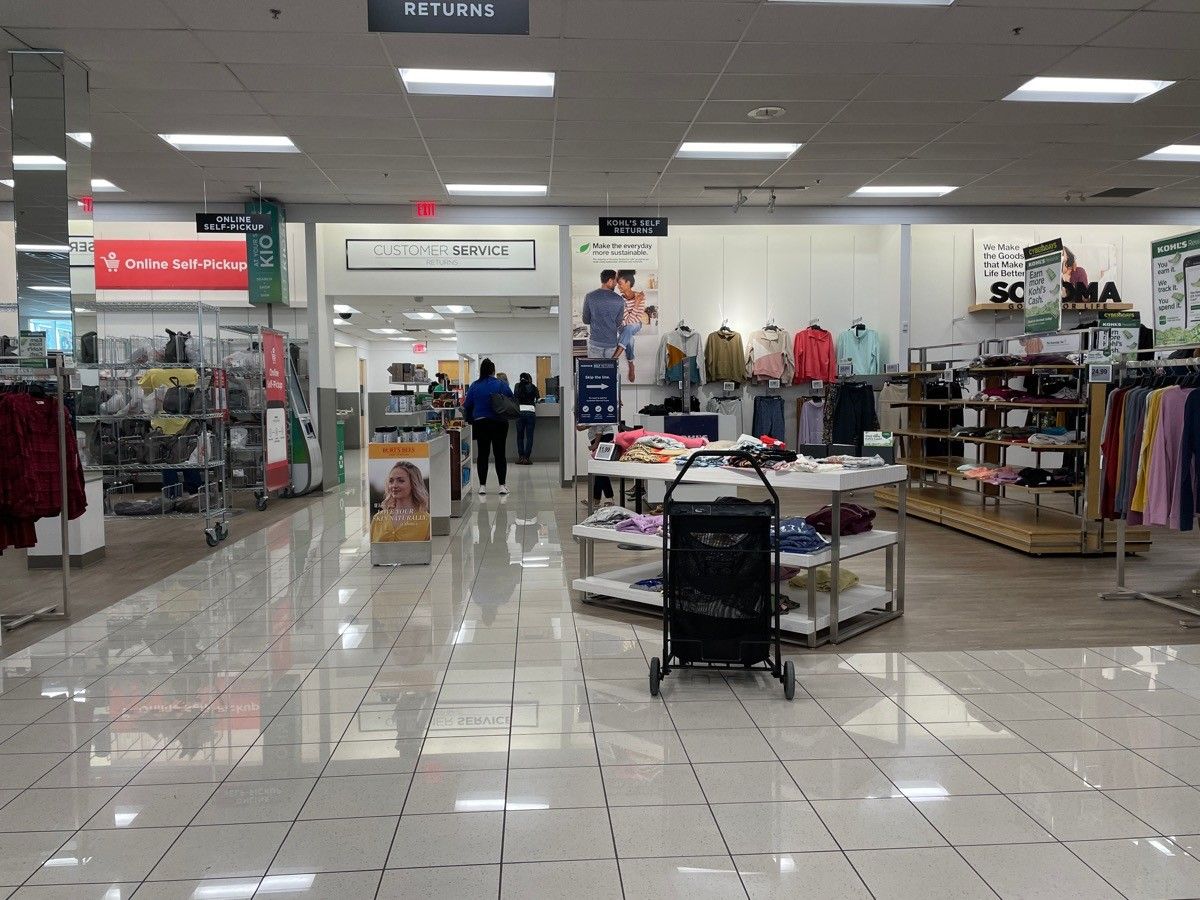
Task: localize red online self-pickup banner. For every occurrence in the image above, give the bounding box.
[94,239,249,289]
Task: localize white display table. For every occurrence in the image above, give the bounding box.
[574,459,908,647]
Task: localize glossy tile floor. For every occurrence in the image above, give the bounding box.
[1,463,1200,898]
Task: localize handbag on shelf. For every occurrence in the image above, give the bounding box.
[163,377,196,415]
[164,329,191,364]
[78,331,98,365]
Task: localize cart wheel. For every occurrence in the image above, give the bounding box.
[281,486,294,499]
[783,660,796,701]
[649,657,661,697]
[216,522,229,541]
[204,529,219,548]
[255,495,268,511]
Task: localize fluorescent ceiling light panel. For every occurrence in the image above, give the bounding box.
[13,155,66,170]
[30,285,71,292]
[852,185,958,197]
[45,308,73,315]
[68,132,92,147]
[90,178,122,192]
[369,327,400,334]
[388,336,416,341]
[0,179,12,188]
[74,307,94,314]
[404,311,444,321]
[159,134,298,153]
[399,68,555,98]
[432,305,474,314]
[550,305,559,315]
[446,184,547,196]
[332,304,361,314]
[1141,144,1200,162]
[430,328,456,335]
[17,243,70,253]
[675,142,801,160]
[767,0,953,5]
[1005,76,1173,104]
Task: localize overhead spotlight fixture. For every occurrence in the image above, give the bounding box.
[733,189,748,214]
[767,189,777,214]
[1004,77,1173,104]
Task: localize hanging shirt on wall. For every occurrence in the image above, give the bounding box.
[836,326,881,376]
[704,329,746,384]
[745,328,793,383]
[658,328,706,385]
[793,327,837,383]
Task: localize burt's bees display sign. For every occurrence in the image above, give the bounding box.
[345,238,535,270]
[368,443,432,544]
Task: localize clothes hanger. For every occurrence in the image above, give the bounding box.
[807,317,824,332]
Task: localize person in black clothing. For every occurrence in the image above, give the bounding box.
[514,372,540,464]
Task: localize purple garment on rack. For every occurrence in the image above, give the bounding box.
[799,399,824,445]
[615,514,664,536]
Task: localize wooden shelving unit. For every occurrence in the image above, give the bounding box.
[876,341,1150,556]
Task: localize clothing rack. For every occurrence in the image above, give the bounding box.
[1101,351,1200,624]
[0,353,72,631]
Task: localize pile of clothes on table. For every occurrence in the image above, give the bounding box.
[671,435,888,473]
[578,505,665,535]
[606,428,709,463]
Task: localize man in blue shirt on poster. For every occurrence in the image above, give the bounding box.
[581,269,624,359]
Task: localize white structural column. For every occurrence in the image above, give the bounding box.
[558,224,574,486]
[305,220,338,489]
[898,222,912,364]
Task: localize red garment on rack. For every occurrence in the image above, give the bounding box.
[0,393,87,552]
[792,327,837,383]
[1100,387,1127,520]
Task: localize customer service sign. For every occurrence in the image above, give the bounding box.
[346,238,535,270]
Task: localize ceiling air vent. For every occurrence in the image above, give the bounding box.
[1090,187,1155,198]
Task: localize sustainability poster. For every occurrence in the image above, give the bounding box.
[1151,230,1200,346]
[1023,238,1064,335]
[571,238,660,385]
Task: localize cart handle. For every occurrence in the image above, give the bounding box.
[665,449,783,509]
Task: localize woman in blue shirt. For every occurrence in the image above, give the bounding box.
[463,358,516,495]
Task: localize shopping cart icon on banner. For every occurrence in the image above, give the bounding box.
[101,251,120,273]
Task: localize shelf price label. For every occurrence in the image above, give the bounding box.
[837,361,854,378]
[768,379,781,389]
[1088,364,1113,384]
[723,381,735,392]
[811,380,824,391]
[885,363,901,374]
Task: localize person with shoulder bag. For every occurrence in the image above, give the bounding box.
[463,358,516,496]
[513,372,540,464]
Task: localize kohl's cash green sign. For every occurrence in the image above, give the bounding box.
[1023,238,1063,335]
[1151,230,1200,347]
[245,200,289,305]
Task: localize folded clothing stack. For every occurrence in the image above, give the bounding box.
[805,503,875,536]
[580,506,635,529]
[615,514,664,536]
[787,565,860,593]
[822,454,887,469]
[951,426,988,438]
[1026,428,1075,446]
[978,466,1022,485]
[774,517,830,554]
[773,456,845,474]
[985,427,1035,441]
[1014,467,1077,487]
[614,428,708,454]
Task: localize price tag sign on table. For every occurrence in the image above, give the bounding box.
[575,357,620,426]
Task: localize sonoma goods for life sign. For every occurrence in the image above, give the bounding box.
[94,240,248,290]
[974,230,1123,304]
[345,238,535,270]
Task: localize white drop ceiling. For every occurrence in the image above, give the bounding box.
[329,294,556,341]
[2,0,1200,206]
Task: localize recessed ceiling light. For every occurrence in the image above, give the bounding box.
[0,179,12,188]
[74,307,93,314]
[333,318,351,328]
[399,68,555,98]
[91,178,122,192]
[405,311,445,321]
[16,243,70,253]
[675,142,801,160]
[369,327,401,334]
[13,155,66,170]
[747,106,787,121]
[767,0,953,5]
[332,304,362,314]
[30,285,72,292]
[389,336,416,342]
[550,305,559,315]
[1141,144,1200,162]
[432,305,474,315]
[430,328,456,335]
[446,183,547,196]
[158,134,298,153]
[852,185,958,197]
[1005,77,1173,104]
[44,308,73,315]
[334,341,353,348]
[68,132,92,147]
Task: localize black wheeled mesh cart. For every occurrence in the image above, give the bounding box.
[650,450,795,700]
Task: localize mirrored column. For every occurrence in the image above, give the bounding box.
[10,50,91,353]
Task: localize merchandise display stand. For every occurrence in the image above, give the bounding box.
[368,435,450,566]
[220,323,291,510]
[79,302,231,547]
[450,423,473,517]
[1100,352,1200,624]
[0,354,73,632]
[574,458,908,647]
[876,338,1146,555]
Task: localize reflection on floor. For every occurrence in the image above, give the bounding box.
[0,462,1198,898]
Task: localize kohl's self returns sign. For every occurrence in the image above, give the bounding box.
[367,0,528,34]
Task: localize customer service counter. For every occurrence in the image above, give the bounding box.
[506,402,561,462]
